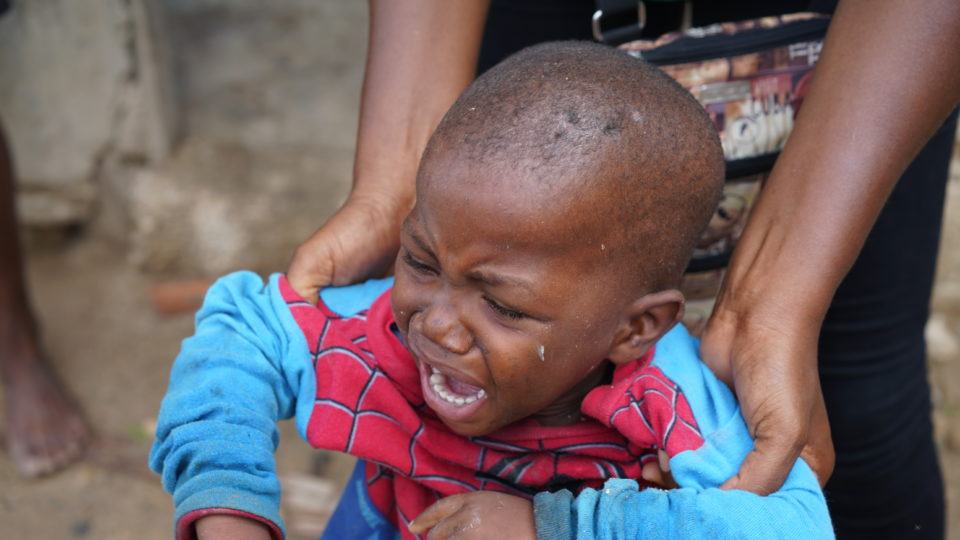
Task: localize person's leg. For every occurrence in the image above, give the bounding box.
[0,121,89,477]
[818,109,958,539]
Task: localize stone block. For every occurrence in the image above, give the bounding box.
[0,0,178,227]
[126,137,351,276]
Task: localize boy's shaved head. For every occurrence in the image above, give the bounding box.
[397,42,725,434]
[419,41,724,293]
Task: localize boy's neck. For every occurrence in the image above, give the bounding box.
[532,362,613,427]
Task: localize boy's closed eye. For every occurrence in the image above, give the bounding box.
[401,250,438,276]
[401,247,532,322]
[483,295,527,320]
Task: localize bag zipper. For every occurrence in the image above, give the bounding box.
[639,18,829,66]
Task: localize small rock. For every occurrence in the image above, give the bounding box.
[282,473,339,539]
[142,417,157,438]
[933,410,948,446]
[70,519,91,538]
[148,278,213,316]
[925,315,959,362]
[932,281,960,306]
[948,424,960,454]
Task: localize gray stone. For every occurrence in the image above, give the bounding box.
[127,137,351,276]
[119,0,367,274]
[165,0,367,152]
[0,0,178,227]
[926,314,960,363]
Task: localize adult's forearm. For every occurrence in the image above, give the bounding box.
[287,3,488,292]
[352,0,490,214]
[722,0,960,328]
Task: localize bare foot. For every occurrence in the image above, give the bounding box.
[2,336,90,477]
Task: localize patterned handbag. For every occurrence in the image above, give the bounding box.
[618,13,830,335]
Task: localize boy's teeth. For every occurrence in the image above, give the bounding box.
[428,366,485,406]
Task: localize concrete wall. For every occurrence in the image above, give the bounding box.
[0,0,175,226]
[123,0,366,275]
[1,0,366,276]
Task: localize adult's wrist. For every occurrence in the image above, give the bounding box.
[712,275,826,338]
[715,198,842,333]
[345,183,414,231]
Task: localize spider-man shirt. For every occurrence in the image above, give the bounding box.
[150,272,832,540]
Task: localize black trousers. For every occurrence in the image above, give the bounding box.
[480,1,955,538]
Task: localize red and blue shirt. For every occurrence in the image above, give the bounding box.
[150,272,832,539]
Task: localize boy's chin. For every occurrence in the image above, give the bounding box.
[435,414,494,438]
[431,411,511,439]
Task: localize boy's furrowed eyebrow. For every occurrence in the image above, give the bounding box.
[468,269,535,294]
[403,221,536,296]
[404,224,437,259]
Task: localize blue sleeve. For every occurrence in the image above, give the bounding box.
[534,326,834,540]
[148,271,392,536]
[319,276,393,316]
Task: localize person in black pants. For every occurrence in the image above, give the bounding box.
[287,1,960,538]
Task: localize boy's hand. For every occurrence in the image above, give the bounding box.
[195,514,273,540]
[408,492,536,539]
[641,449,678,489]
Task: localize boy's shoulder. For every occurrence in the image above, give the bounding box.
[647,325,741,433]
[316,277,395,317]
[276,275,395,362]
[581,325,741,455]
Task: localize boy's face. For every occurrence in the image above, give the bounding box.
[391,162,635,437]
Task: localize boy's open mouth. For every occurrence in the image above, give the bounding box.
[428,366,485,406]
[415,358,489,424]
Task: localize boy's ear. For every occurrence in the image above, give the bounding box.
[608,289,685,365]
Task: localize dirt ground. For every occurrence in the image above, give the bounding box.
[1,2,960,538]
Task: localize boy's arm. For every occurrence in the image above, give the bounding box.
[534,327,834,539]
[533,435,831,539]
[149,272,318,539]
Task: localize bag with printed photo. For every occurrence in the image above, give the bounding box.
[615,13,829,335]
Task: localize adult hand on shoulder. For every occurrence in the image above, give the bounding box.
[408,492,536,540]
[288,194,404,302]
[700,294,834,494]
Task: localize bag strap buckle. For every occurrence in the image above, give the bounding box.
[592,1,647,44]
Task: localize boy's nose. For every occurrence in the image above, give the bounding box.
[421,302,473,355]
